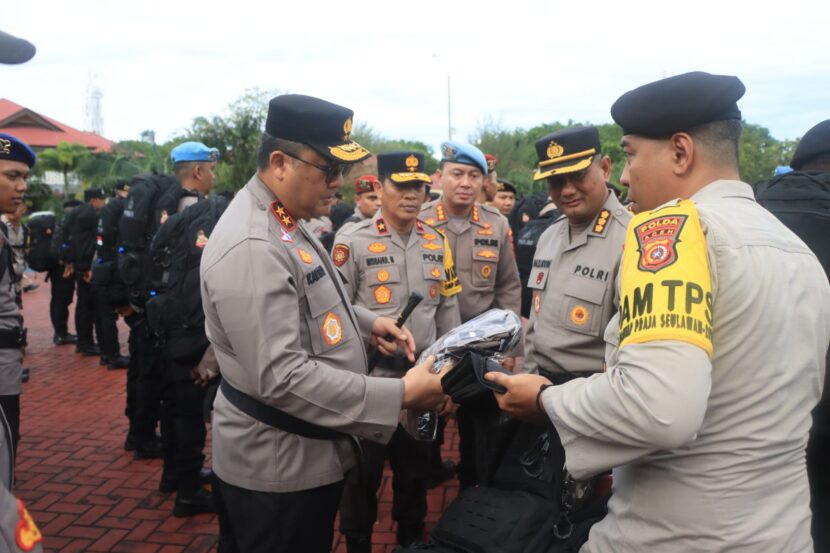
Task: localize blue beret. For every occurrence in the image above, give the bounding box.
[790,120,830,170]
[611,71,745,138]
[440,141,487,174]
[171,142,219,163]
[0,133,36,167]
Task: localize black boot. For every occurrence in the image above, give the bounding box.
[53,333,78,345]
[345,536,372,553]
[173,487,215,517]
[396,523,424,547]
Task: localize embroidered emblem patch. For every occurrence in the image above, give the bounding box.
[431,267,441,278]
[480,264,492,279]
[634,215,688,273]
[593,209,610,234]
[279,227,294,243]
[271,201,297,232]
[424,217,435,226]
[297,248,313,264]
[368,242,387,253]
[478,229,494,236]
[375,218,389,235]
[471,205,480,222]
[374,285,392,304]
[343,117,353,140]
[476,249,497,259]
[15,499,42,552]
[423,233,437,241]
[406,155,419,171]
[422,242,441,251]
[332,244,349,266]
[322,312,342,346]
[547,141,565,159]
[570,305,589,326]
[194,230,209,249]
[377,269,390,282]
[536,271,545,285]
[430,284,438,299]
[534,292,541,314]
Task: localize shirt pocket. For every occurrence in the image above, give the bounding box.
[472,248,500,288]
[421,264,444,304]
[561,277,607,337]
[303,275,349,355]
[367,265,402,309]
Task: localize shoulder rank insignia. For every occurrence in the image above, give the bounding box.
[436,204,446,222]
[471,205,480,223]
[297,248,313,264]
[375,218,390,235]
[368,242,387,253]
[332,244,350,267]
[322,312,343,346]
[593,209,611,234]
[271,201,297,232]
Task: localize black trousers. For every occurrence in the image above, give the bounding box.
[96,298,121,359]
[217,475,344,553]
[0,394,20,457]
[125,316,162,447]
[808,400,830,553]
[456,405,478,488]
[74,273,101,348]
[48,266,75,337]
[340,425,430,540]
[160,365,207,494]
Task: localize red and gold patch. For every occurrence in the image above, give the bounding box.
[430,267,442,278]
[332,244,350,267]
[375,218,390,235]
[270,201,297,232]
[15,499,42,552]
[322,312,342,346]
[429,284,438,299]
[368,242,387,253]
[297,248,313,264]
[536,271,545,285]
[480,264,492,279]
[377,269,390,282]
[534,292,541,314]
[422,242,441,251]
[570,305,589,326]
[634,214,688,273]
[374,285,392,304]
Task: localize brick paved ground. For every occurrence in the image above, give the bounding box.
[14,277,460,552]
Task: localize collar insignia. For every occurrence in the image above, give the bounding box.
[271,201,297,232]
[375,218,389,235]
[593,209,610,235]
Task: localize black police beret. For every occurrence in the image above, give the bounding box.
[265,94,370,164]
[496,180,517,195]
[377,151,431,185]
[63,199,83,209]
[791,120,830,170]
[0,133,36,167]
[0,30,36,65]
[533,126,601,181]
[83,188,106,201]
[611,71,745,138]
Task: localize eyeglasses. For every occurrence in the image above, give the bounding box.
[282,151,351,184]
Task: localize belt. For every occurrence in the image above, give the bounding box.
[219,378,345,441]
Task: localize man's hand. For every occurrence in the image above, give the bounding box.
[191,345,219,387]
[501,357,517,372]
[82,270,92,284]
[401,355,450,411]
[484,371,553,424]
[370,317,416,363]
[115,304,135,318]
[62,265,74,279]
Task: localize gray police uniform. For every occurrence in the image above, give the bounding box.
[542,180,830,552]
[0,225,23,445]
[335,210,367,239]
[0,407,42,552]
[334,209,461,540]
[420,200,521,324]
[524,192,630,377]
[201,174,404,494]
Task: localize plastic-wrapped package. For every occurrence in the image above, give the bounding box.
[401,309,522,440]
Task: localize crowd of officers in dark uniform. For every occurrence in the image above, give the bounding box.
[0,71,829,553]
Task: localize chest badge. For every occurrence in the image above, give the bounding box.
[476,249,497,259]
[374,285,392,304]
[422,242,441,251]
[536,271,545,285]
[332,244,350,266]
[423,233,437,241]
[368,242,387,253]
[480,264,492,279]
[430,284,438,299]
[570,305,589,326]
[297,248,313,264]
[477,229,494,236]
[377,269,390,282]
[322,312,343,346]
[424,217,435,226]
[430,267,442,279]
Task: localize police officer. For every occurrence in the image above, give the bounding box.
[336,175,382,237]
[94,181,130,369]
[49,199,80,345]
[0,134,32,457]
[335,151,461,551]
[62,187,107,356]
[478,153,498,204]
[755,119,830,551]
[488,71,830,552]
[200,94,449,553]
[523,126,631,381]
[1,405,42,553]
[421,141,521,488]
[491,180,517,217]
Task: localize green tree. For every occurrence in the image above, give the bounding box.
[36,142,91,194]
[739,123,796,185]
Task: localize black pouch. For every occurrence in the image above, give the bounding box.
[441,350,511,403]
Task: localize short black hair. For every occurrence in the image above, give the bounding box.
[800,153,830,172]
[256,132,307,170]
[689,119,743,168]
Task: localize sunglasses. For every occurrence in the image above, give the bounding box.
[282,151,351,184]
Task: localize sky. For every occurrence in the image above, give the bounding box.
[4,0,829,153]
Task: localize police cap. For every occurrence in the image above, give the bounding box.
[611,71,745,138]
[440,141,487,174]
[533,126,600,181]
[790,120,830,170]
[496,180,517,195]
[0,133,36,167]
[377,152,431,185]
[265,94,370,164]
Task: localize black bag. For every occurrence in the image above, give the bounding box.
[24,213,57,272]
[145,194,229,358]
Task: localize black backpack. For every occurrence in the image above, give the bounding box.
[25,213,57,272]
[117,173,187,307]
[91,196,128,306]
[145,194,230,360]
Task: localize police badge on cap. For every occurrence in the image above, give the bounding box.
[533,126,600,181]
[377,152,432,185]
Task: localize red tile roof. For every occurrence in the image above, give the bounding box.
[0,98,114,152]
